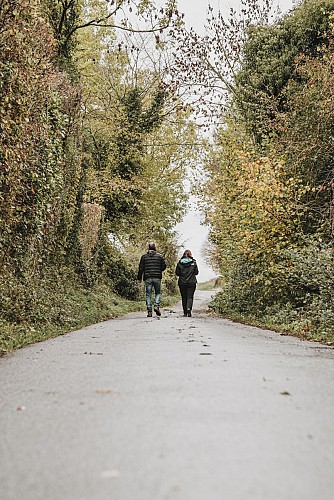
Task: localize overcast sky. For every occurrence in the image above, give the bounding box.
[177,0,295,31]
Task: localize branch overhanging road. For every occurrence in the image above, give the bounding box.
[1,290,334,500]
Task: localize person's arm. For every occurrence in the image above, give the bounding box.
[137,255,145,281]
[194,260,199,275]
[161,256,167,272]
[175,263,181,276]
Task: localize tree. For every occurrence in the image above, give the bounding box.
[43,0,180,76]
[235,0,334,140]
[197,1,334,337]
[66,11,196,292]
[275,35,334,238]
[0,0,80,272]
[168,0,272,123]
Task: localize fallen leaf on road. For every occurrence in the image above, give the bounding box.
[199,353,212,355]
[16,406,26,411]
[84,352,103,355]
[280,391,291,396]
[96,390,113,395]
[100,469,120,478]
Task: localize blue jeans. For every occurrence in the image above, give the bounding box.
[145,278,161,311]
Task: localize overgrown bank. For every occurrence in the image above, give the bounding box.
[209,295,334,346]
[0,272,179,355]
[0,1,194,354]
[184,0,334,342]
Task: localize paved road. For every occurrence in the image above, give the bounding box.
[1,291,334,500]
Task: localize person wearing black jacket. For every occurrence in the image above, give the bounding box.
[138,242,167,317]
[175,249,199,317]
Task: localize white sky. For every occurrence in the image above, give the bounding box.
[174,0,296,282]
[177,0,296,31]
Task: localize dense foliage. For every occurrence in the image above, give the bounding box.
[2,0,332,351]
[0,0,191,352]
[198,0,334,341]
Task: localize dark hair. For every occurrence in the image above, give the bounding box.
[148,242,156,251]
[182,249,192,258]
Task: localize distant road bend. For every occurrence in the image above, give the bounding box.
[1,290,334,500]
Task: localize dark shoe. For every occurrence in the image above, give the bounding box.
[147,311,152,317]
[187,310,192,317]
[183,313,187,317]
[154,306,161,317]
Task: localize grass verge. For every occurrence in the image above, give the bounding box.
[0,283,179,356]
[208,307,334,346]
[197,278,221,291]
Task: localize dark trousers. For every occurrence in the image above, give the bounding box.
[179,284,196,313]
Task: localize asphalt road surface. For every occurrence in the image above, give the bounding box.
[1,290,334,500]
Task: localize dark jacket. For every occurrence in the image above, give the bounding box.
[138,250,167,281]
[175,257,199,286]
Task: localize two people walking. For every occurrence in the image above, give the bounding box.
[138,243,199,318]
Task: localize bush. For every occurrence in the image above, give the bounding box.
[0,267,81,326]
[97,240,140,300]
[282,242,334,336]
[211,240,334,341]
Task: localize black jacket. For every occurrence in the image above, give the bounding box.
[175,257,199,286]
[138,250,167,281]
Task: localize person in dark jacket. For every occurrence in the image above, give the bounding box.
[175,249,199,317]
[138,242,167,317]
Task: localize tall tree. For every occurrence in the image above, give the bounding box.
[196,1,334,336]
[0,0,80,272]
[43,0,179,76]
